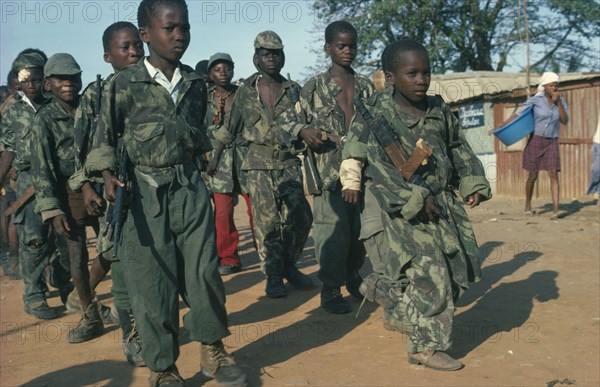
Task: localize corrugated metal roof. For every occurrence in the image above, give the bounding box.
[427,71,600,104]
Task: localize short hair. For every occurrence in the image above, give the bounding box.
[138,0,188,28]
[102,21,138,51]
[381,38,428,72]
[17,48,47,62]
[325,21,357,44]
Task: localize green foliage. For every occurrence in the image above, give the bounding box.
[310,0,600,74]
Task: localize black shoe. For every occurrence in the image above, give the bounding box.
[148,366,186,386]
[283,264,314,289]
[24,300,60,320]
[265,275,287,298]
[218,264,242,276]
[201,340,247,386]
[345,271,363,299]
[320,286,351,314]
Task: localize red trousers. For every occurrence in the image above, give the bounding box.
[213,192,255,266]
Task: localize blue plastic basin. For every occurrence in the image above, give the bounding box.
[492,105,534,146]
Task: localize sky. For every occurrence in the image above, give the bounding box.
[0,0,322,86]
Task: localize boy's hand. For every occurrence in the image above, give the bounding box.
[102,170,124,202]
[341,189,360,205]
[419,194,440,222]
[81,182,105,216]
[300,128,324,148]
[466,193,482,208]
[52,214,72,239]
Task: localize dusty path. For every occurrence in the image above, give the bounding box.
[1,196,598,386]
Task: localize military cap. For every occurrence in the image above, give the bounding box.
[11,53,46,73]
[254,30,284,50]
[208,53,234,71]
[44,53,82,78]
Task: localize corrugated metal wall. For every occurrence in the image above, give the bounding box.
[494,81,600,199]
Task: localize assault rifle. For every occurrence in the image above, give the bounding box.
[110,144,130,258]
[287,73,322,195]
[354,97,432,186]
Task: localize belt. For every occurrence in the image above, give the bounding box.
[250,143,296,161]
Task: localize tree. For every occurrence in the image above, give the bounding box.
[310,0,600,74]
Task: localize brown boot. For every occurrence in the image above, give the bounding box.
[68,301,104,343]
[201,340,247,386]
[148,366,185,386]
[407,349,463,371]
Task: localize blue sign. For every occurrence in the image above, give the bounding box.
[459,102,484,129]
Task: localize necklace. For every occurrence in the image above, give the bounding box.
[213,88,233,125]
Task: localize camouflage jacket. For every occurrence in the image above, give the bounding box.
[32,97,79,221]
[85,61,210,186]
[357,88,491,288]
[205,84,249,193]
[214,72,305,170]
[0,95,45,172]
[301,71,375,191]
[69,75,113,192]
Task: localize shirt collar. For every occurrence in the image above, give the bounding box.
[144,58,183,86]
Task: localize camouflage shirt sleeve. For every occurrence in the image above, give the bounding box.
[32,106,65,221]
[442,102,491,201]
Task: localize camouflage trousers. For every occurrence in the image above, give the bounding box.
[313,187,364,288]
[245,165,312,276]
[400,254,454,353]
[120,166,229,371]
[13,173,70,305]
[360,180,386,274]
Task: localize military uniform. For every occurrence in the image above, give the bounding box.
[0,92,71,310]
[354,88,491,355]
[214,70,312,278]
[301,71,375,293]
[205,79,254,270]
[85,59,229,371]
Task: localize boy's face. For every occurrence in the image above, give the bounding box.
[385,50,431,103]
[253,48,284,76]
[104,27,144,71]
[19,68,44,100]
[324,32,357,68]
[209,62,234,88]
[140,3,190,63]
[44,74,82,104]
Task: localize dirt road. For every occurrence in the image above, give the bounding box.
[1,196,598,386]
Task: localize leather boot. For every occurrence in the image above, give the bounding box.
[320,286,351,314]
[117,307,145,367]
[265,275,287,298]
[148,365,185,386]
[201,340,247,386]
[407,348,464,371]
[68,301,104,343]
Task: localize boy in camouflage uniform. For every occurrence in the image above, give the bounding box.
[32,53,104,343]
[84,1,245,385]
[0,52,72,319]
[68,21,145,366]
[212,30,314,298]
[343,39,491,370]
[204,52,256,276]
[301,21,376,314]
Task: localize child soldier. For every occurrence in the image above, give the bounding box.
[68,21,145,366]
[204,52,256,275]
[0,52,72,318]
[31,53,105,343]
[346,38,491,370]
[84,0,246,385]
[300,21,376,313]
[212,30,314,298]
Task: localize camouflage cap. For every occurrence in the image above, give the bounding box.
[11,53,46,73]
[44,53,82,78]
[208,52,234,70]
[254,30,284,50]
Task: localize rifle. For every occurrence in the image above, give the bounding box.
[287,73,323,195]
[354,97,432,185]
[110,144,130,259]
